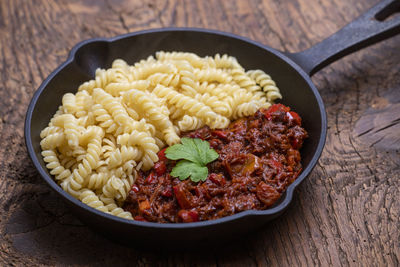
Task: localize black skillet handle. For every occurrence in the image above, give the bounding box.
[284,0,400,76]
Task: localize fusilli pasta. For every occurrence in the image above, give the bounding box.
[40,51,281,220]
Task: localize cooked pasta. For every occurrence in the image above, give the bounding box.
[246,69,282,102]
[79,189,109,213]
[40,51,281,220]
[42,150,72,181]
[177,115,205,132]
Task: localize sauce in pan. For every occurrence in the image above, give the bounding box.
[123,104,308,223]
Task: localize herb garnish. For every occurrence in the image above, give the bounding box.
[165,138,219,182]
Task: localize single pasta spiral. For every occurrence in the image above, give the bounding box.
[153,85,226,128]
[78,68,116,93]
[107,145,142,169]
[40,132,65,150]
[41,150,71,182]
[87,169,109,190]
[100,175,124,204]
[246,70,282,102]
[117,131,159,168]
[92,88,136,130]
[177,115,205,132]
[194,93,232,117]
[80,189,109,213]
[51,114,83,148]
[104,80,150,96]
[123,89,180,145]
[193,68,232,83]
[147,73,180,87]
[156,51,206,69]
[62,93,77,114]
[106,203,133,219]
[174,60,198,96]
[130,62,177,80]
[233,100,265,120]
[40,125,62,138]
[212,53,242,69]
[69,137,103,193]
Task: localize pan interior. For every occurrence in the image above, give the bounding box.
[29,29,324,221]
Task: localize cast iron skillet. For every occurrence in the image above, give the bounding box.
[25,0,400,247]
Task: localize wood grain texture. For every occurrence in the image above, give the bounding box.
[0,0,399,266]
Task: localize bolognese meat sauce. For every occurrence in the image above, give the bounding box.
[123,104,308,223]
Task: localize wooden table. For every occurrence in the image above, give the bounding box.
[1,0,399,265]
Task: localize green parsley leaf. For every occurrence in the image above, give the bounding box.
[166,137,218,165]
[165,138,201,164]
[170,160,209,182]
[192,138,219,165]
[165,138,219,182]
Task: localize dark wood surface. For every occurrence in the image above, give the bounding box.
[1,0,399,266]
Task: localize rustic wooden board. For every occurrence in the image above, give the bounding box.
[0,0,399,266]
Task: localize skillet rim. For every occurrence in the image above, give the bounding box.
[24,27,327,229]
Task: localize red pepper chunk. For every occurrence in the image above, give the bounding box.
[157,148,167,161]
[208,173,226,186]
[154,161,167,176]
[173,185,191,209]
[212,130,227,139]
[178,210,199,223]
[131,185,139,193]
[161,187,173,197]
[288,111,301,125]
[263,104,290,120]
[144,172,157,184]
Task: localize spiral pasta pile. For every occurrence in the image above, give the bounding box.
[40,51,281,220]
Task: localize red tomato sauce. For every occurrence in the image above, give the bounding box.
[123,104,308,223]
